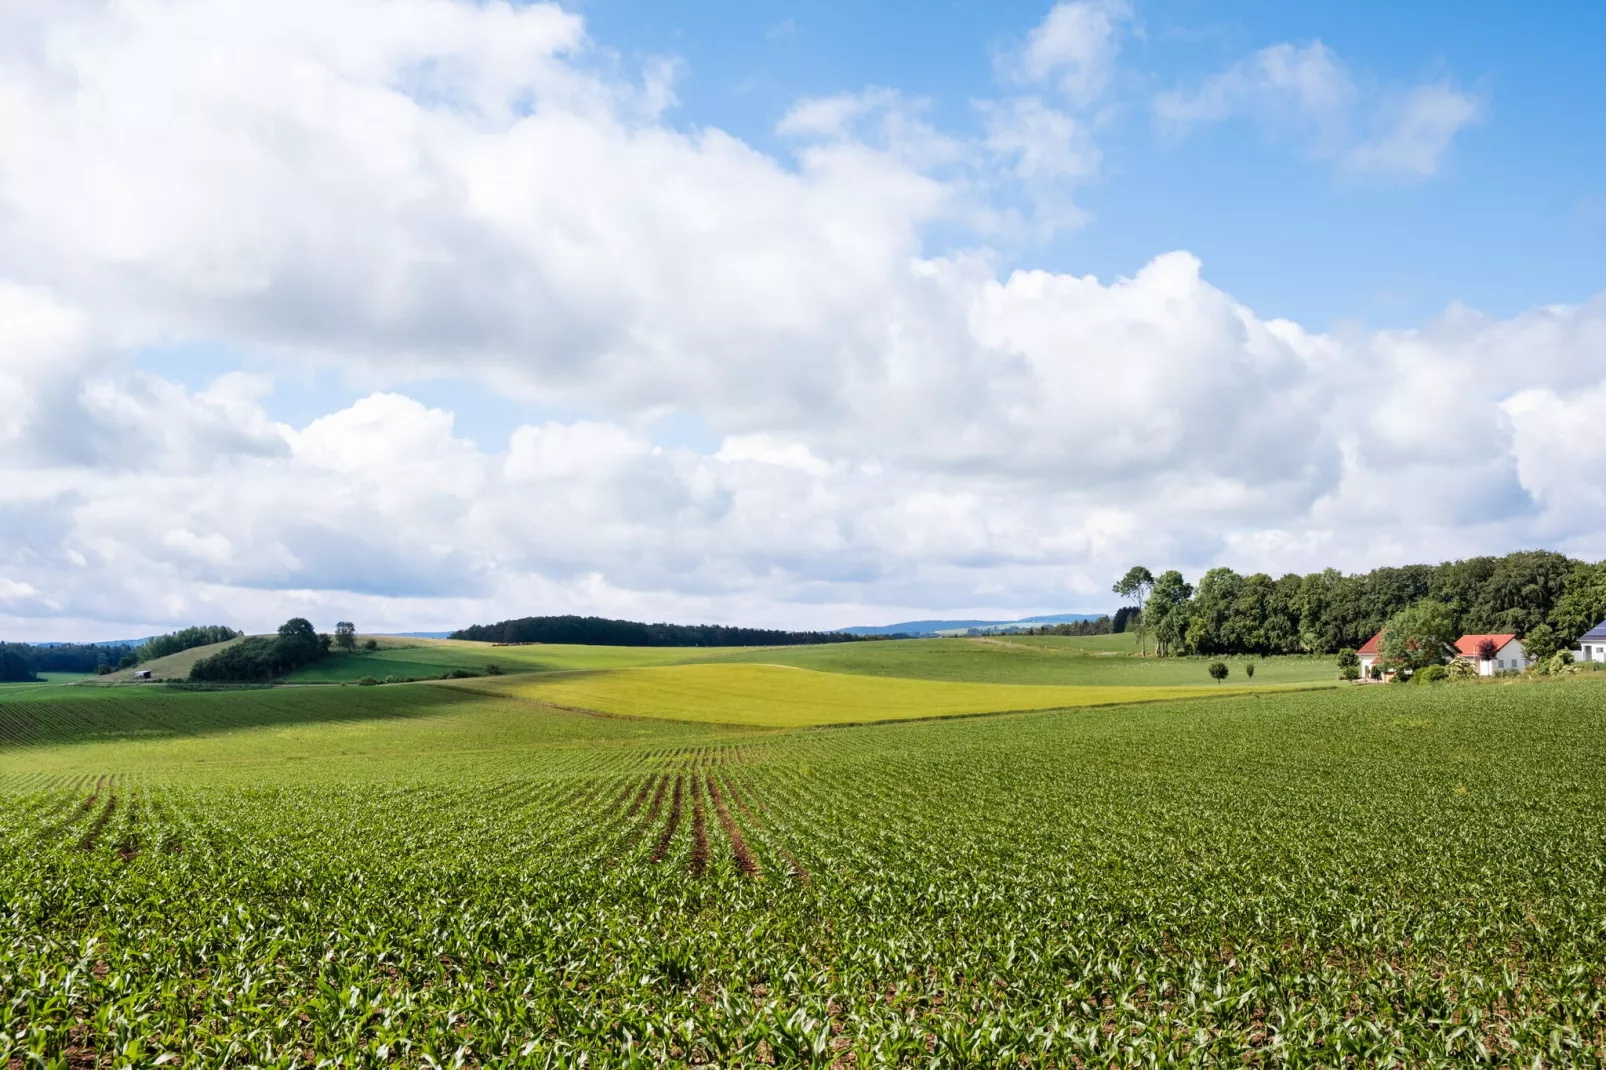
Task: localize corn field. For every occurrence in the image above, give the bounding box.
[2,679,1605,1066]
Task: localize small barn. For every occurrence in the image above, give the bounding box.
[1574,621,1606,664]
[1453,634,1526,676]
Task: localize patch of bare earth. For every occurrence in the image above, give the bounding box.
[689,776,709,877]
[707,774,760,877]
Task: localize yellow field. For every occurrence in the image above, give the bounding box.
[499,662,1262,727]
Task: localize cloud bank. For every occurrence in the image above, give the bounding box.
[0,0,1598,637]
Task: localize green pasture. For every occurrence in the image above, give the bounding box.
[709,635,1339,687]
[284,637,730,682]
[2,674,1605,1064]
[495,661,1268,727]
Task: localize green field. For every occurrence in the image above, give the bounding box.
[708,635,1339,687]
[3,646,1605,1066]
[274,634,1339,690]
[496,661,1271,727]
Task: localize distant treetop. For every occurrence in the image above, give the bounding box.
[450,615,865,648]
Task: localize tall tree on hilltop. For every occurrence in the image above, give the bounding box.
[1112,566,1155,654]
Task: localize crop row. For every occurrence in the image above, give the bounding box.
[2,681,1606,1065]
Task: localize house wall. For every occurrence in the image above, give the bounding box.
[1453,639,1527,676]
[1491,638,1526,674]
[1574,637,1606,663]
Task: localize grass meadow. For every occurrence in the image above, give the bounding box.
[3,641,1604,1065]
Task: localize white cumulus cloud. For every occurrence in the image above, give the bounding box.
[0,0,1595,640]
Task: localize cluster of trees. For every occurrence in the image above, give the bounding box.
[451,615,866,648]
[189,619,331,681]
[0,649,33,683]
[133,626,239,663]
[0,641,139,677]
[1113,551,1606,657]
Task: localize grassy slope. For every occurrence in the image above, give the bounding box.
[284,637,733,682]
[0,683,739,778]
[284,633,1342,689]
[97,636,245,682]
[709,635,1340,687]
[492,661,1269,727]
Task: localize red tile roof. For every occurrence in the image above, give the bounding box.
[1357,631,1383,655]
[1454,633,1518,657]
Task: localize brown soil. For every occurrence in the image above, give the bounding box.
[707,774,760,877]
[688,778,709,877]
[650,775,684,863]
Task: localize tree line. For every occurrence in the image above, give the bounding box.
[1,641,137,679]
[452,614,868,648]
[0,625,244,681]
[1013,607,1141,637]
[1113,551,1606,657]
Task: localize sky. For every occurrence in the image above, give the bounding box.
[1,0,1604,640]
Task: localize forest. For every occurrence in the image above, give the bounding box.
[1125,551,1606,657]
[451,615,868,647]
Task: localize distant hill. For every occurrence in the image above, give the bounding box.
[840,613,1109,637]
[451,615,864,647]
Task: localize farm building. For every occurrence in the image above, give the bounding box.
[1453,634,1526,676]
[1357,632,1386,680]
[1574,621,1606,664]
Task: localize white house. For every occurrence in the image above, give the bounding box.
[1453,633,1526,676]
[1574,620,1606,664]
[1357,631,1386,680]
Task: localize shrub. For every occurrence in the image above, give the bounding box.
[1533,650,1574,676]
[1412,664,1447,685]
[1244,663,1255,679]
[363,639,379,652]
[1523,623,1562,664]
[95,664,114,676]
[383,675,399,684]
[1446,658,1479,681]
[1339,663,1361,681]
[445,669,478,679]
[1208,661,1228,683]
[358,676,379,686]
[485,663,504,676]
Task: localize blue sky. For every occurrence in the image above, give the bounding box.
[141,0,1606,444]
[3,0,1605,638]
[577,0,1603,326]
